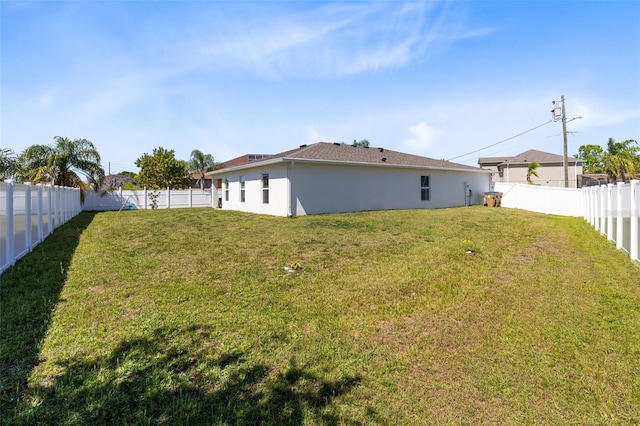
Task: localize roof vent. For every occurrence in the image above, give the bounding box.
[299,144,307,148]
[382,157,387,162]
[333,142,340,146]
[379,148,384,152]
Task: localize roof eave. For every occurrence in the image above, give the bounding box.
[207,156,490,175]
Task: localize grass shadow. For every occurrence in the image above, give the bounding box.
[0,212,97,418]
[7,324,362,424]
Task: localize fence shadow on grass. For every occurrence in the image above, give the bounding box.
[8,324,362,425]
[0,211,98,419]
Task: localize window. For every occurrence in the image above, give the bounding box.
[224,178,229,202]
[240,175,246,202]
[262,173,269,204]
[420,175,430,201]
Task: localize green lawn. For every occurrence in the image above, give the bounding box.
[1,207,639,425]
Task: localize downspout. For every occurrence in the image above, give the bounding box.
[287,161,294,217]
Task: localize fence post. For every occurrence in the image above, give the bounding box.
[6,182,14,267]
[167,187,170,209]
[616,183,623,250]
[594,186,601,232]
[607,184,614,242]
[584,187,589,223]
[630,180,638,262]
[189,187,193,208]
[583,187,591,225]
[37,184,44,243]
[25,183,32,252]
[47,185,53,236]
[591,186,598,228]
[599,184,606,235]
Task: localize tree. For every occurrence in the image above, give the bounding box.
[16,136,104,189]
[188,149,216,190]
[351,139,370,148]
[575,144,605,173]
[526,161,541,185]
[119,171,137,179]
[603,138,640,183]
[135,147,189,189]
[0,148,19,181]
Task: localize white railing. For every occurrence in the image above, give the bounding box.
[83,188,214,211]
[584,180,639,264]
[0,182,81,274]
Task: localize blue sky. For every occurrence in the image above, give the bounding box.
[2,1,639,174]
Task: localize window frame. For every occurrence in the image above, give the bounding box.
[420,175,430,201]
[239,175,246,203]
[261,173,269,204]
[224,178,229,202]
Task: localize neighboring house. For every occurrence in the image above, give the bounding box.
[478,149,583,188]
[578,173,608,188]
[206,142,492,217]
[223,154,271,168]
[188,172,212,189]
[103,174,136,189]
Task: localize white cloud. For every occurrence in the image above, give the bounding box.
[404,122,437,153]
[195,1,492,79]
[571,98,640,129]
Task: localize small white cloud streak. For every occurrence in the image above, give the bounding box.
[195,2,494,79]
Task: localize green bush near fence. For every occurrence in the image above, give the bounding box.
[1,207,639,424]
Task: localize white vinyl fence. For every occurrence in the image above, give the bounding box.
[494,182,585,216]
[83,188,213,211]
[0,182,81,274]
[584,180,639,265]
[495,181,639,265]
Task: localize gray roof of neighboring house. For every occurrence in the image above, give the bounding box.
[478,149,583,167]
[208,142,489,175]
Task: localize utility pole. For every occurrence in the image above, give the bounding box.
[561,95,569,188]
[552,95,570,188]
[552,96,583,188]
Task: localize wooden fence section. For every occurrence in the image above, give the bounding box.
[0,182,81,274]
[584,180,639,264]
[83,188,213,211]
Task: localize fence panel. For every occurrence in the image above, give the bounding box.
[0,182,81,274]
[584,180,639,265]
[0,186,7,269]
[493,183,585,217]
[83,188,213,211]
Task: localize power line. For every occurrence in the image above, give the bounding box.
[447,119,553,161]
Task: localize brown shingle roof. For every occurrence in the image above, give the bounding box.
[478,149,582,166]
[248,142,485,172]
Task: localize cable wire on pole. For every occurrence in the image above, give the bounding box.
[447,119,553,161]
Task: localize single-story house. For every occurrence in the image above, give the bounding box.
[223,154,271,168]
[206,142,492,216]
[188,172,212,189]
[478,149,583,188]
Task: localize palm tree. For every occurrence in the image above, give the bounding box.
[603,138,639,183]
[188,149,216,190]
[17,136,104,191]
[526,161,541,185]
[0,148,19,181]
